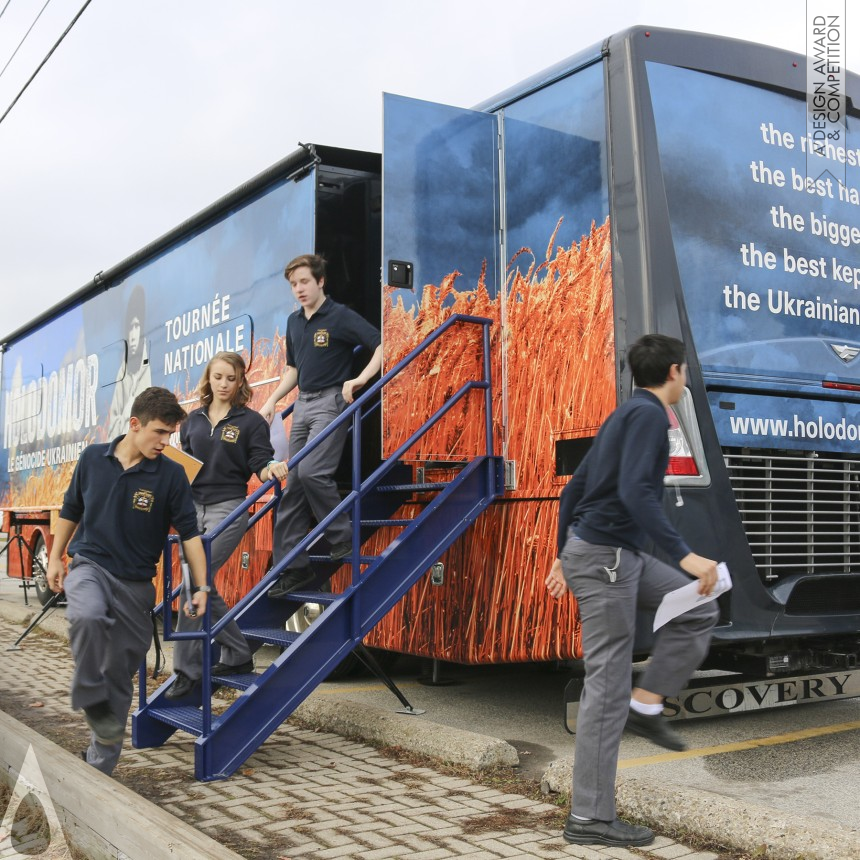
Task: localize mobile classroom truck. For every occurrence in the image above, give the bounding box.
[2,26,860,746]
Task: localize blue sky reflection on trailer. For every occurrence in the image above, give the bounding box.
[648,63,860,381]
[0,173,314,501]
[647,62,860,454]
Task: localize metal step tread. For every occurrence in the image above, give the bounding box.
[360,518,414,527]
[308,553,379,564]
[376,482,450,492]
[261,585,339,603]
[213,672,260,691]
[144,705,212,736]
[286,589,339,603]
[242,627,300,647]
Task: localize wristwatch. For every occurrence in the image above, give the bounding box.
[192,585,212,593]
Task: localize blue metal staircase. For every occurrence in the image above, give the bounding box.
[132,314,504,781]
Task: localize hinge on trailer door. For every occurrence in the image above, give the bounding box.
[504,460,517,491]
[430,562,444,586]
[292,142,322,182]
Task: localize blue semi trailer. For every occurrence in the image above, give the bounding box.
[2,28,859,769]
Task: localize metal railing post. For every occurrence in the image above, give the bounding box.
[482,322,493,457]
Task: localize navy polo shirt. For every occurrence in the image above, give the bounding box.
[60,437,200,581]
[180,405,274,505]
[286,298,381,392]
[557,389,691,562]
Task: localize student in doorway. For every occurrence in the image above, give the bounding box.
[546,334,719,848]
[261,254,382,597]
[46,387,209,776]
[167,351,288,700]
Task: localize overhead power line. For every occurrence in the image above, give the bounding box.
[0,0,94,129]
[0,0,53,82]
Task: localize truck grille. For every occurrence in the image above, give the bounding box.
[723,448,860,583]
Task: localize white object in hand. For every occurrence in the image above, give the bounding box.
[653,562,732,632]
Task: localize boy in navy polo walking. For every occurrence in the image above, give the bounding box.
[546,334,719,848]
[261,254,382,596]
[47,387,209,776]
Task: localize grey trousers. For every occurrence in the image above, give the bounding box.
[273,388,351,569]
[561,532,718,821]
[173,499,252,679]
[64,556,155,776]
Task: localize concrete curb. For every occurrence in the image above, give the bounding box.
[293,695,519,770]
[0,710,243,860]
[541,756,860,860]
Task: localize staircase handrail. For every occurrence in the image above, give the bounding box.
[176,311,492,630]
[203,313,493,631]
[148,312,494,730]
[276,313,493,473]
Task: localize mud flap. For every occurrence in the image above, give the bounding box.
[565,669,860,732]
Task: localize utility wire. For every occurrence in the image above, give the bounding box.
[0,0,14,24]
[0,0,93,128]
[0,0,53,82]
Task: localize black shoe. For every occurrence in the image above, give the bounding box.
[211,659,254,676]
[563,815,654,847]
[82,701,124,744]
[330,540,352,560]
[165,671,200,701]
[79,750,87,762]
[269,568,314,598]
[625,708,687,751]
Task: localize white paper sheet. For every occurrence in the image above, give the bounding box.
[653,562,732,631]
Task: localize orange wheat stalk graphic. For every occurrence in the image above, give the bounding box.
[2,459,79,509]
[364,218,614,662]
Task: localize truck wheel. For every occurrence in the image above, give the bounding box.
[32,535,53,607]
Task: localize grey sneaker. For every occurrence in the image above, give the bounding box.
[82,701,124,745]
[563,815,654,846]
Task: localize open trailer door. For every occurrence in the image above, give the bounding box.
[381,93,503,463]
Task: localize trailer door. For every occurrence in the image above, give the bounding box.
[381,93,503,463]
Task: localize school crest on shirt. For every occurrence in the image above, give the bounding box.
[132,489,155,513]
[313,329,330,348]
[221,424,240,443]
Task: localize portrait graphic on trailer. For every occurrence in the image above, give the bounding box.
[108,284,152,439]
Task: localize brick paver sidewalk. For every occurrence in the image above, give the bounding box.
[0,623,720,860]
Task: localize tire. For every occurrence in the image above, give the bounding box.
[32,535,53,607]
